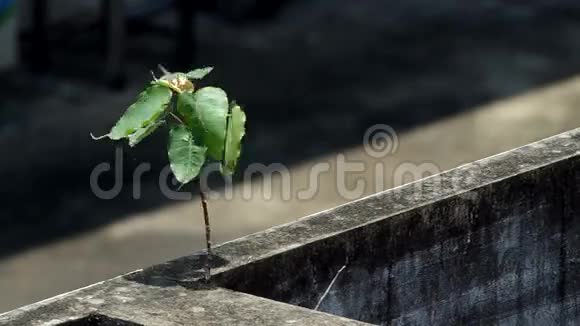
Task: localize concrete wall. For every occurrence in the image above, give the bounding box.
[221,156,580,325]
[216,130,580,325]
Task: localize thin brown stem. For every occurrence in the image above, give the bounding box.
[169,112,185,125]
[199,190,212,282]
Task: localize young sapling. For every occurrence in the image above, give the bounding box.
[92,66,246,281]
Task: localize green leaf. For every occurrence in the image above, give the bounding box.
[177,87,228,160]
[109,85,173,140]
[168,125,207,184]
[222,103,246,176]
[186,67,213,80]
[176,92,196,130]
[128,120,164,147]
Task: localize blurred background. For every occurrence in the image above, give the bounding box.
[2,0,580,313]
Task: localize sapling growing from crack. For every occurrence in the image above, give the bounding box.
[92,66,246,281]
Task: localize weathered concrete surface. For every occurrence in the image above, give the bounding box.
[0,276,365,325]
[120,129,578,324]
[210,129,580,325]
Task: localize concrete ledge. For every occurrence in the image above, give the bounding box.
[1,128,579,325]
[0,276,364,325]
